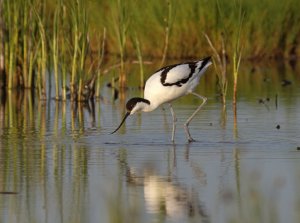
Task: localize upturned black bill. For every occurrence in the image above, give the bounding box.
[110,112,130,134]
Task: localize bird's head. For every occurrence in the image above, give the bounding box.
[111,97,150,134]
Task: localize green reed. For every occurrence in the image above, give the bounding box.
[5,0,19,89]
[68,0,90,101]
[35,7,47,100]
[232,1,244,106]
[70,4,79,101]
[160,0,174,67]
[113,0,130,89]
[88,0,300,59]
[21,0,28,88]
[95,28,106,99]
[52,5,60,100]
[3,0,40,90]
[0,0,98,101]
[60,2,68,101]
[1,0,300,101]
[132,33,144,88]
[61,43,67,101]
[78,6,89,102]
[203,0,244,106]
[204,32,227,105]
[26,3,39,90]
[0,0,3,82]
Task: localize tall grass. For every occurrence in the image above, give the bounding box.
[70,2,79,101]
[132,33,144,88]
[232,18,243,105]
[35,7,47,100]
[88,0,300,59]
[71,0,89,101]
[0,0,4,89]
[6,0,19,89]
[21,0,29,88]
[204,33,227,105]
[95,28,106,99]
[52,5,60,100]
[0,0,299,100]
[160,0,174,67]
[112,0,130,89]
[0,0,98,101]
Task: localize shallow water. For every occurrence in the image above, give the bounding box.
[0,62,300,223]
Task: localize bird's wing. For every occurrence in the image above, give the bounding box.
[160,63,197,87]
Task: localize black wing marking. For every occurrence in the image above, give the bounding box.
[160,62,197,87]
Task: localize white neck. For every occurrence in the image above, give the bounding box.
[131,99,158,114]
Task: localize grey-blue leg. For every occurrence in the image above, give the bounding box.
[169,103,177,142]
[184,92,207,142]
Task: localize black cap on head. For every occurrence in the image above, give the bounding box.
[111,97,150,134]
[126,97,150,112]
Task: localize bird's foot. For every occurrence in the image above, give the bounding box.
[184,124,196,143]
[187,137,196,143]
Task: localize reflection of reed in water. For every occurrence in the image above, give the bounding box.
[0,90,99,143]
[0,90,90,221]
[0,143,89,223]
[0,94,91,222]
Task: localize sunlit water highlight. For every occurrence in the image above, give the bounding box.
[0,63,300,223]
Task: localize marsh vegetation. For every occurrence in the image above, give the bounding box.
[0,0,299,102]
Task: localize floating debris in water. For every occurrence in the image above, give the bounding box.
[281,79,292,87]
[297,147,300,151]
[258,99,264,104]
[258,98,270,110]
[106,77,120,88]
[276,124,280,129]
[0,191,18,195]
[258,97,270,104]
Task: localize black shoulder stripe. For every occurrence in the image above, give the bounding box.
[159,64,178,85]
[160,62,197,87]
[198,57,211,72]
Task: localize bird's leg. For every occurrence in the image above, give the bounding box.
[184,92,207,142]
[169,103,177,142]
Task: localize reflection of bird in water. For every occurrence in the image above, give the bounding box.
[144,175,209,222]
[125,167,209,222]
[111,57,212,142]
[106,77,119,101]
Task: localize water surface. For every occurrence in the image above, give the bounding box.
[0,62,300,223]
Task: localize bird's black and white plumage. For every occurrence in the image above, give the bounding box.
[111,56,212,142]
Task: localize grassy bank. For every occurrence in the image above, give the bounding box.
[88,0,300,60]
[0,0,299,98]
[0,0,102,100]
